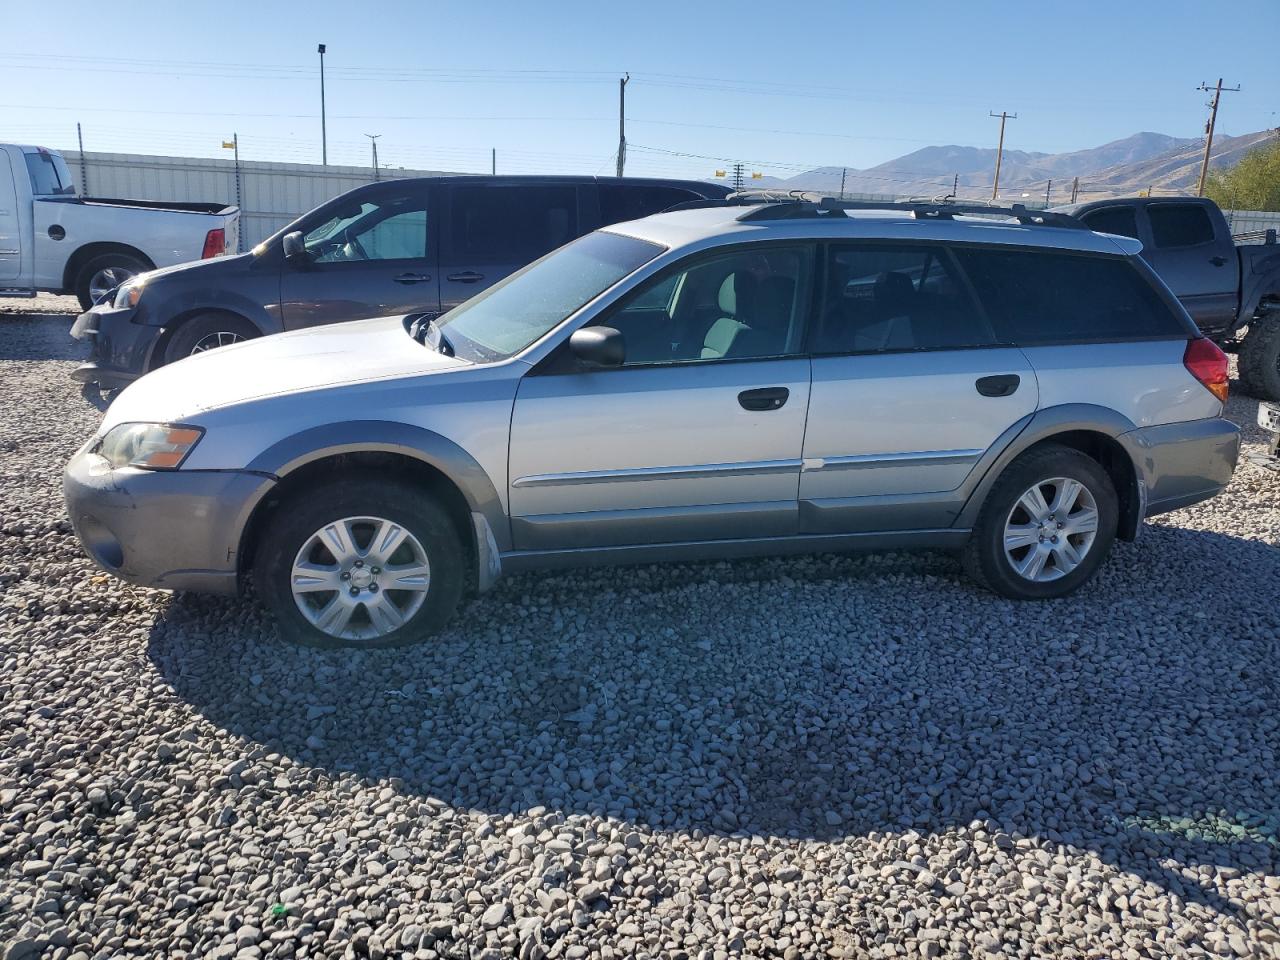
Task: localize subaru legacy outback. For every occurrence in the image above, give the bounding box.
[64,198,1241,647]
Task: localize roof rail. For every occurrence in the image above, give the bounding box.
[730,197,1087,229]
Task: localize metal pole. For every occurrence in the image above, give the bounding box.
[616,73,629,177]
[1071,176,1079,203]
[318,44,328,167]
[989,111,1016,201]
[76,122,88,196]
[365,134,381,181]
[491,148,495,175]
[1045,179,1052,206]
[233,133,243,252]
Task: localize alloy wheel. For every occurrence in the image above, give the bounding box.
[1002,477,1099,582]
[190,331,247,354]
[89,266,135,304]
[290,516,432,641]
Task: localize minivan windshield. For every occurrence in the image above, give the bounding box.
[434,231,664,362]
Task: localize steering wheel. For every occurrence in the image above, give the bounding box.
[341,227,370,261]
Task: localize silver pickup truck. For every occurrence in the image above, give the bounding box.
[0,143,240,309]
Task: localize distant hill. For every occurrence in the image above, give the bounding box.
[747,129,1278,202]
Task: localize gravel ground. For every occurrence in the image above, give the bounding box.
[2,308,1279,960]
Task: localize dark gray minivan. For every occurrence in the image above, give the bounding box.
[71,176,730,388]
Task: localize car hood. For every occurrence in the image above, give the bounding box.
[134,251,254,287]
[102,316,468,429]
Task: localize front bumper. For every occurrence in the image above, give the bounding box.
[1121,416,1241,518]
[63,449,276,594]
[70,305,162,388]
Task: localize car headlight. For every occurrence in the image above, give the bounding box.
[113,279,145,309]
[96,423,204,470]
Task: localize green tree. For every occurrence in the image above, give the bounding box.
[1205,138,1280,212]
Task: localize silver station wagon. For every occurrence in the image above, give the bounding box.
[64,198,1241,647]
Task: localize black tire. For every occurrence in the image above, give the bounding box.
[962,444,1118,600]
[163,313,260,364]
[254,476,466,649]
[73,252,149,310]
[1237,312,1280,401]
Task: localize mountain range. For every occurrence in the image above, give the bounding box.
[747,129,1278,203]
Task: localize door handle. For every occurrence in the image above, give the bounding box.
[1209,256,1227,266]
[975,374,1020,397]
[447,271,485,283]
[738,387,790,411]
[393,273,432,284]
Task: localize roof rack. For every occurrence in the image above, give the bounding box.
[730,196,1088,229]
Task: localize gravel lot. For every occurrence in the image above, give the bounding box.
[2,306,1279,960]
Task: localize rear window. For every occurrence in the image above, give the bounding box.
[1081,206,1139,240]
[1148,204,1215,248]
[954,247,1187,344]
[445,185,578,264]
[598,185,699,225]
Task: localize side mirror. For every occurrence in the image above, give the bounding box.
[569,326,625,368]
[281,230,307,266]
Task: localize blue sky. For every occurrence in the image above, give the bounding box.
[5,0,1277,181]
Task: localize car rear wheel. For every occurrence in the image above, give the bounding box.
[163,313,259,364]
[962,444,1118,600]
[254,477,466,648]
[74,252,149,310]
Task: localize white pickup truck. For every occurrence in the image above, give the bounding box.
[0,144,240,309]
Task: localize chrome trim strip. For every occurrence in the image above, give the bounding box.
[512,458,803,488]
[802,448,984,472]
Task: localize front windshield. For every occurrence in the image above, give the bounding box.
[436,231,664,362]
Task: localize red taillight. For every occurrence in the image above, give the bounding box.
[1183,337,1229,404]
[201,227,225,259]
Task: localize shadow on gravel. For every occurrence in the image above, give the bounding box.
[149,525,1280,918]
[0,312,84,363]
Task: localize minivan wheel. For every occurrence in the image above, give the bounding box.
[962,444,1118,600]
[254,478,466,648]
[163,313,259,364]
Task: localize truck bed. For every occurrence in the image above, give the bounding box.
[41,196,237,216]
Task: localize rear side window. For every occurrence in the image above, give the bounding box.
[954,248,1187,344]
[446,185,578,264]
[598,185,699,225]
[1081,206,1139,240]
[1148,204,1215,248]
[25,152,74,196]
[813,244,993,353]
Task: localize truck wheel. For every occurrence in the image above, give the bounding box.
[962,444,1118,600]
[163,313,259,364]
[74,252,149,310]
[254,477,467,649]
[1237,312,1280,401]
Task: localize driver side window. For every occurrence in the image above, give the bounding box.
[602,245,812,365]
[306,193,430,264]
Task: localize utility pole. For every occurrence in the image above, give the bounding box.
[365,134,381,181]
[731,162,744,192]
[989,110,1017,201]
[839,167,847,199]
[318,44,328,167]
[491,148,496,175]
[1196,78,1240,196]
[952,173,959,199]
[76,122,88,195]
[1070,176,1079,203]
[1044,179,1052,206]
[616,73,629,177]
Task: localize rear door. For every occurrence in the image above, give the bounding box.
[278,181,438,329]
[1140,202,1236,330]
[0,151,20,282]
[799,242,1037,533]
[438,183,579,313]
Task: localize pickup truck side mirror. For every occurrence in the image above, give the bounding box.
[281,230,308,266]
[569,326,625,368]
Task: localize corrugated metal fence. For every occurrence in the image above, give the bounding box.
[61,150,1280,248]
[62,151,450,248]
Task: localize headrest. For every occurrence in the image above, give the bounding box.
[717,270,758,316]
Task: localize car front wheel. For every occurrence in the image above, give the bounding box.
[962,444,1118,600]
[254,477,466,648]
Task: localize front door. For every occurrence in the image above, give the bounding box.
[508,244,815,551]
[1141,202,1237,329]
[438,183,579,313]
[279,182,439,328]
[799,242,1037,533]
[0,152,20,282]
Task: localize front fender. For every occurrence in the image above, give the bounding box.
[1239,246,1280,324]
[245,420,510,551]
